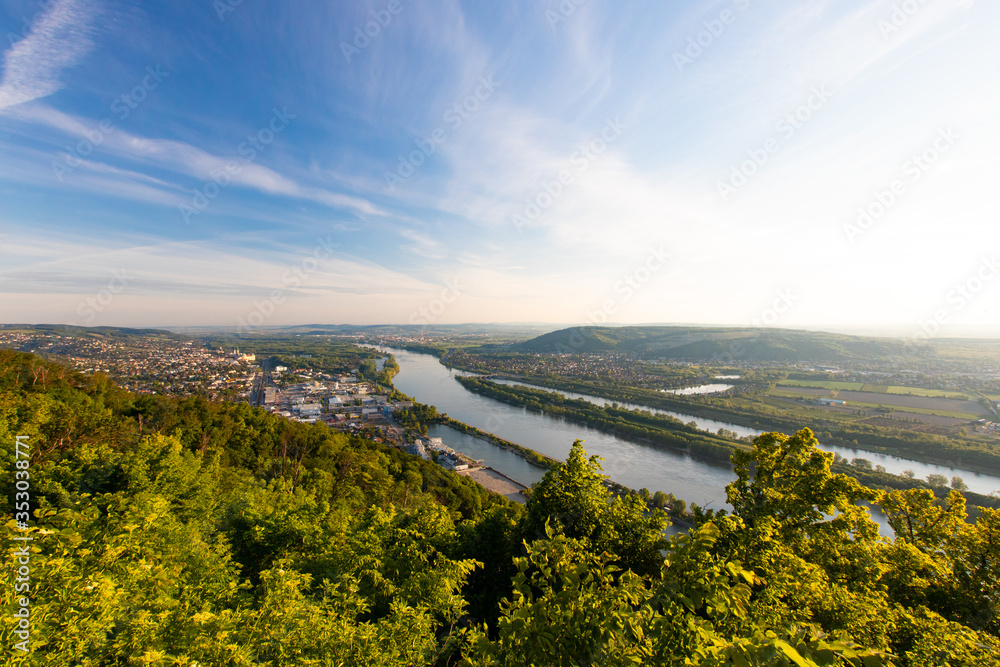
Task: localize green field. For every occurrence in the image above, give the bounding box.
[782,379,975,401]
[886,386,974,400]
[768,386,982,423]
[769,388,816,398]
[754,395,860,423]
[780,379,865,391]
[841,401,980,421]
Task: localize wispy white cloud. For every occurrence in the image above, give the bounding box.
[0,140,187,208]
[0,232,433,298]
[0,0,99,110]
[0,0,997,330]
[8,103,387,218]
[399,228,444,259]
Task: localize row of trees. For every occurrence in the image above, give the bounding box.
[840,456,970,491]
[637,486,688,515]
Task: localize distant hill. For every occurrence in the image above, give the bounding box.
[517,326,1000,365]
[172,323,559,339]
[0,324,189,342]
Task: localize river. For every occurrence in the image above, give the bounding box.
[372,347,1000,536]
[487,379,1000,497]
[377,347,736,510]
[662,383,734,395]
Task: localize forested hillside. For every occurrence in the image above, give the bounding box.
[2,350,998,665]
[519,326,1000,365]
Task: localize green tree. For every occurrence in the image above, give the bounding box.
[851,457,873,470]
[525,440,669,575]
[463,522,890,667]
[715,429,888,648]
[926,473,949,488]
[723,429,880,571]
[464,525,654,667]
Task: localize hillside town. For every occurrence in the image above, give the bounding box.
[0,329,491,479]
[0,330,257,398]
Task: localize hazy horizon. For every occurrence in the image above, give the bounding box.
[1,1,998,337]
[8,320,1000,342]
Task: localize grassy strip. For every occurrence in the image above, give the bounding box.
[886,386,975,400]
[782,379,866,390]
[765,391,977,420]
[770,388,830,397]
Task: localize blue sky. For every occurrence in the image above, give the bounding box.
[0,0,997,335]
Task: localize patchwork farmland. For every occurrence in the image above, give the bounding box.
[772,383,992,423]
[832,391,988,416]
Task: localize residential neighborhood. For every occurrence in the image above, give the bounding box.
[0,329,495,480]
[0,330,258,399]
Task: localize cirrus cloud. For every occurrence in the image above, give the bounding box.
[0,0,99,110]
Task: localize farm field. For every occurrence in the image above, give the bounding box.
[781,379,865,390]
[834,390,989,416]
[774,385,834,397]
[880,412,972,427]
[768,386,987,423]
[839,401,980,421]
[857,416,956,436]
[885,386,974,400]
[755,396,860,422]
[781,379,975,400]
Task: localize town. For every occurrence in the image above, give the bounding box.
[256,365,482,471]
[0,329,258,399]
[0,328,490,480]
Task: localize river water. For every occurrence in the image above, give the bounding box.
[379,347,736,510]
[662,383,734,395]
[488,379,1000,497]
[373,347,1000,536]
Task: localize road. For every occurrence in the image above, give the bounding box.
[250,358,272,407]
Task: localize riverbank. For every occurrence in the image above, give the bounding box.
[442,417,559,470]
[457,467,528,504]
[455,375,1000,513]
[456,375,743,466]
[441,415,697,522]
[377,346,893,525]
[433,414,698,522]
[498,374,1000,478]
